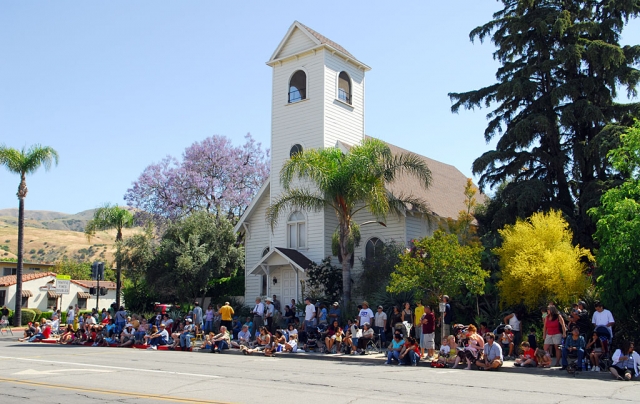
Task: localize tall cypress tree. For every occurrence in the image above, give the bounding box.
[450,0,640,247]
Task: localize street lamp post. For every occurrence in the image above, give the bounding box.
[438,301,446,347]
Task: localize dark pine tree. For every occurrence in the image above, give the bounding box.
[450,0,640,248]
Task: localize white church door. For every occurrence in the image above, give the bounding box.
[281,268,296,310]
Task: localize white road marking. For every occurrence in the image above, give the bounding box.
[15,368,112,375]
[0,355,220,378]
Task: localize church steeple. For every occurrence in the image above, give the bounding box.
[266,21,370,262]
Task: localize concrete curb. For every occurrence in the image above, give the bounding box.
[197,348,614,379]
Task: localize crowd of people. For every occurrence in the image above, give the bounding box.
[10,295,639,382]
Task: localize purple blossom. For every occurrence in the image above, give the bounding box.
[125,133,269,223]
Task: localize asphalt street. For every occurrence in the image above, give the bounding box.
[0,339,638,404]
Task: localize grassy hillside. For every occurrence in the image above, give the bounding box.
[0,223,141,264]
[0,208,98,232]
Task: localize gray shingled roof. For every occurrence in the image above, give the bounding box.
[297,22,356,59]
[338,137,485,220]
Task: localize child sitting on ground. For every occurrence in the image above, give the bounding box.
[500,325,515,359]
[200,332,215,350]
[514,341,537,367]
[535,347,552,368]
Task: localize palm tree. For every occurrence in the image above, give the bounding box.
[0,144,59,326]
[266,138,432,306]
[85,203,134,308]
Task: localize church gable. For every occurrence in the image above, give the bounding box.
[271,24,319,61]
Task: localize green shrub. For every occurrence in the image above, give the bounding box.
[40,312,53,321]
[32,308,43,322]
[21,309,36,325]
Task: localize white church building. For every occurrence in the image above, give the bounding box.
[234,21,477,306]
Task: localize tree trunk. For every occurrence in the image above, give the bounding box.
[339,222,352,308]
[115,244,122,308]
[14,196,24,327]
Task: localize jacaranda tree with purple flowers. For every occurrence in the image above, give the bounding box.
[125,134,269,224]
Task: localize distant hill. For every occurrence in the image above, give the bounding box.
[0,208,98,232]
[0,208,140,264]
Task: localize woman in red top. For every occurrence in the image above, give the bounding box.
[543,306,566,367]
[399,336,421,366]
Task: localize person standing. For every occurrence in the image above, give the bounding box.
[441,295,453,338]
[374,305,388,346]
[204,305,214,334]
[304,297,316,331]
[66,305,74,326]
[252,297,265,333]
[358,301,374,328]
[272,295,281,313]
[592,301,615,339]
[329,302,341,325]
[414,300,424,341]
[219,301,234,331]
[420,305,436,359]
[192,302,203,330]
[264,298,275,333]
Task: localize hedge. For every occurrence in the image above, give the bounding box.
[21,309,36,325]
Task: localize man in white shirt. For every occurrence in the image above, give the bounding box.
[358,301,374,328]
[374,305,388,345]
[66,306,74,325]
[264,298,275,333]
[304,297,316,331]
[252,297,265,331]
[592,301,615,338]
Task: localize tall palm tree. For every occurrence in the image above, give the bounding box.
[85,203,134,308]
[0,144,59,326]
[267,138,432,306]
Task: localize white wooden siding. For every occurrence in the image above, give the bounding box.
[323,52,365,148]
[275,27,317,60]
[244,188,271,302]
[270,50,326,265]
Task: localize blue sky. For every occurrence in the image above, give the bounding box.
[1,1,638,213]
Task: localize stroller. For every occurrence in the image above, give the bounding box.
[304,327,321,352]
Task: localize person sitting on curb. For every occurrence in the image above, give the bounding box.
[59,324,75,344]
[386,332,405,365]
[284,333,298,352]
[499,325,515,360]
[609,341,640,381]
[144,324,169,350]
[400,336,421,366]
[561,326,585,370]
[19,322,38,341]
[437,335,458,367]
[266,330,286,356]
[118,323,136,347]
[237,325,252,347]
[211,325,230,353]
[241,326,271,355]
[476,332,503,371]
[535,348,552,368]
[28,321,51,342]
[178,318,194,351]
[514,341,537,367]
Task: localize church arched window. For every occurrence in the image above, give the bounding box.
[289,70,307,103]
[290,144,303,158]
[287,211,306,249]
[365,237,384,260]
[338,71,351,104]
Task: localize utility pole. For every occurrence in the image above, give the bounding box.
[92,262,104,311]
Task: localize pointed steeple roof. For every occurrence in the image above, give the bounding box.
[268,21,370,71]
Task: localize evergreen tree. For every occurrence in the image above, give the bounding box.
[450,0,640,248]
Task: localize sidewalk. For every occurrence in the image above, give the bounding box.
[196,347,615,380]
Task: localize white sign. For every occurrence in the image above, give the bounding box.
[56,280,70,295]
